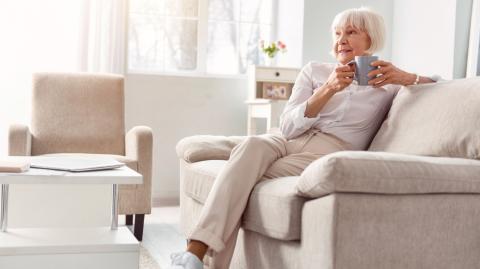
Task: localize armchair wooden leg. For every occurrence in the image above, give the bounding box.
[134,214,145,241]
[126,214,133,226]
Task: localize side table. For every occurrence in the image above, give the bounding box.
[245,99,287,135]
[0,165,142,269]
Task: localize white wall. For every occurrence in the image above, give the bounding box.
[125,74,247,203]
[391,0,472,79]
[302,0,394,65]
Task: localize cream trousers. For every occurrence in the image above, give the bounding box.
[188,130,351,268]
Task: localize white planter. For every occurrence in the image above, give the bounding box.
[264,56,277,66]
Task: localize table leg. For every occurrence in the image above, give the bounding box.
[266,116,272,134]
[111,184,118,230]
[247,108,257,135]
[1,184,9,232]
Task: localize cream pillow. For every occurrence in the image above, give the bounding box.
[176,135,245,163]
[296,151,480,198]
[369,77,480,159]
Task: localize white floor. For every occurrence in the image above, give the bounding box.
[122,206,184,269]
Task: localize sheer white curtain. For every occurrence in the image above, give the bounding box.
[467,0,480,77]
[78,0,128,74]
[0,0,127,156]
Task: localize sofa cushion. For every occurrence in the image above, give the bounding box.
[182,160,227,203]
[369,77,480,159]
[181,160,305,240]
[242,177,305,240]
[296,151,480,199]
[176,135,245,163]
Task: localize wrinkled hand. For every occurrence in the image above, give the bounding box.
[368,60,416,87]
[324,65,355,93]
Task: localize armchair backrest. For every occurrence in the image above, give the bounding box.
[31,72,125,155]
[368,77,480,159]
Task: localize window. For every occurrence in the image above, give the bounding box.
[128,0,275,75]
[467,0,480,77]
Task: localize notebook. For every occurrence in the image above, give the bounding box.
[0,159,30,173]
[30,156,125,172]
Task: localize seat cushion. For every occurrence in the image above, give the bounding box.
[242,176,305,240]
[369,77,480,159]
[181,160,305,240]
[182,160,226,203]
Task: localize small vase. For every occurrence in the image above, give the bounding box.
[264,56,276,67]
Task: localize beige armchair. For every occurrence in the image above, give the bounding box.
[8,72,153,241]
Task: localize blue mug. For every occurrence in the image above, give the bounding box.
[348,55,378,86]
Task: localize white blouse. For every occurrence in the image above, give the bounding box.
[279,61,401,150]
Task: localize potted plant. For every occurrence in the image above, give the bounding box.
[259,40,287,66]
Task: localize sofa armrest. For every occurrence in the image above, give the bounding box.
[8,124,32,156]
[126,125,153,181]
[296,151,480,198]
[300,192,480,268]
[176,135,245,163]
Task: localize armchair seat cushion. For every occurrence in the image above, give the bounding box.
[297,151,480,198]
[181,160,305,240]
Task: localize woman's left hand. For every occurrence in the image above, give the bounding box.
[367,60,416,87]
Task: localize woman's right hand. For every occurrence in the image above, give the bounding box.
[323,65,355,93]
[305,65,354,118]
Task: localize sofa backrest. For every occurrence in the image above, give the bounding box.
[31,72,125,155]
[368,77,480,159]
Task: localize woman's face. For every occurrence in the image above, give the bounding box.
[333,25,371,64]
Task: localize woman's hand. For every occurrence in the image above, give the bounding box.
[305,65,354,118]
[367,60,416,87]
[324,65,355,93]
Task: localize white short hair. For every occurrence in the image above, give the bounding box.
[331,7,386,55]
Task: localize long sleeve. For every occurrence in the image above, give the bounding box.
[280,62,320,140]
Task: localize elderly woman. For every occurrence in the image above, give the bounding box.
[169,7,438,269]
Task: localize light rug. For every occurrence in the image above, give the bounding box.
[140,245,162,269]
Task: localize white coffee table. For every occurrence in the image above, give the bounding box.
[0,165,142,269]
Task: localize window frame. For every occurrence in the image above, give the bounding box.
[467,0,480,77]
[125,0,278,78]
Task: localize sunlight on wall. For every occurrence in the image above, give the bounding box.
[0,0,82,155]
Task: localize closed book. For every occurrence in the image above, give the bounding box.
[0,159,30,173]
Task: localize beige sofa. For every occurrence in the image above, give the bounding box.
[9,72,153,241]
[177,77,480,269]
